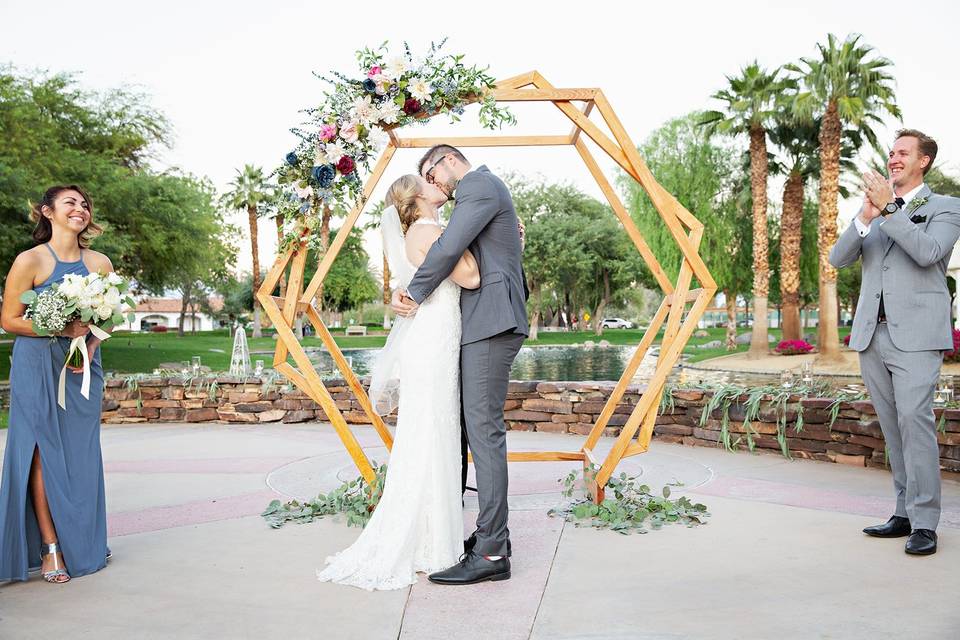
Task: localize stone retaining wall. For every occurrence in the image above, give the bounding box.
[101,377,960,472]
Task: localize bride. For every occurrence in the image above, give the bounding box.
[316,174,480,590]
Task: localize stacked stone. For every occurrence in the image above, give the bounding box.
[100,377,960,472]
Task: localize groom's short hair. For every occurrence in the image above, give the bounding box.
[418,144,467,176]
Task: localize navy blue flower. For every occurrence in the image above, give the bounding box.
[362,78,377,94]
[310,164,336,188]
[285,151,298,166]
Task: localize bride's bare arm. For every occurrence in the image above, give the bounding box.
[406,226,480,290]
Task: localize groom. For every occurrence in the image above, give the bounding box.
[830,129,960,556]
[391,144,528,584]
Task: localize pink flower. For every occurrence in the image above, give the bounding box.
[318,124,337,142]
[775,339,814,356]
[339,121,359,144]
[367,65,382,78]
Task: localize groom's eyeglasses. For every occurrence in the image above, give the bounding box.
[424,153,453,185]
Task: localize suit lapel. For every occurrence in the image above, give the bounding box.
[883,184,934,256]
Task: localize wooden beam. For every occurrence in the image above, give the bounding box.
[301,145,396,304]
[304,305,394,451]
[490,88,597,102]
[581,298,670,452]
[259,293,377,484]
[664,288,704,306]
[493,71,540,90]
[574,138,673,294]
[569,101,594,145]
[393,135,571,148]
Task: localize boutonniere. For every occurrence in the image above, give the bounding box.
[907,197,929,214]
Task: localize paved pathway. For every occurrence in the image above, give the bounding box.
[1,423,958,639]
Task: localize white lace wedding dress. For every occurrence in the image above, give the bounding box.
[317,218,464,591]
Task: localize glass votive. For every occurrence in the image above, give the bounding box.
[937,375,954,404]
[254,359,264,376]
[780,370,795,388]
[191,356,201,376]
[180,361,190,375]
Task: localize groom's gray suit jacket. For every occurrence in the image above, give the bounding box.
[830,185,960,352]
[406,166,529,341]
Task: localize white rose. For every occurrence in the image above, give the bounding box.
[104,289,122,307]
[106,272,124,286]
[96,304,114,320]
[84,278,106,297]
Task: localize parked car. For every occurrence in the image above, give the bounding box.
[600,318,633,329]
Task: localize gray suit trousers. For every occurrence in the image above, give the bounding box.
[859,323,942,530]
[461,331,525,557]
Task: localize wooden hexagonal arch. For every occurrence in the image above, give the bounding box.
[256,71,716,503]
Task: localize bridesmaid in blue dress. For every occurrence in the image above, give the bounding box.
[0,185,113,583]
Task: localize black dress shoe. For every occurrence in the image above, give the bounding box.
[428,552,511,585]
[463,535,511,555]
[863,515,911,538]
[905,529,937,555]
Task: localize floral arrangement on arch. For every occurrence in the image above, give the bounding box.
[775,339,814,356]
[276,39,515,240]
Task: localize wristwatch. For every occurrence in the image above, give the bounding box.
[881,201,900,217]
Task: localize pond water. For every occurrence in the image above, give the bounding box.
[305,345,799,386]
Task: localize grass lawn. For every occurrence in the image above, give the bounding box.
[1,411,7,429]
[0,325,853,380]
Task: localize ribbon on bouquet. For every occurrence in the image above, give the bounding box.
[57,325,112,410]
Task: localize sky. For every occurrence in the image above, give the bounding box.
[2,0,959,274]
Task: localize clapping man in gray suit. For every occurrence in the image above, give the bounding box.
[830,129,960,556]
[391,145,528,583]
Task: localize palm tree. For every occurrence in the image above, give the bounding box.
[702,62,786,359]
[222,165,273,338]
[788,33,900,362]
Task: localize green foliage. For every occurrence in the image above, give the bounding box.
[549,467,709,534]
[262,463,387,529]
[303,225,384,314]
[619,112,750,296]
[0,66,236,292]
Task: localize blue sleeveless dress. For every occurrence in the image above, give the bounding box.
[0,244,108,581]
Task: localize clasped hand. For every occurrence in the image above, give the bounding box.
[858,170,896,224]
[390,289,420,318]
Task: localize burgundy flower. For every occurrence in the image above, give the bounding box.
[403,98,422,115]
[337,156,355,175]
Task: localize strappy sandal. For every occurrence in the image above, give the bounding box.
[41,542,70,584]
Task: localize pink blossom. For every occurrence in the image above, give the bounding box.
[318,124,337,142]
[367,65,382,78]
[339,121,359,144]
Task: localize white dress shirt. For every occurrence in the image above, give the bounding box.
[853,182,926,237]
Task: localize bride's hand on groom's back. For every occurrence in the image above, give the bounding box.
[391,288,419,317]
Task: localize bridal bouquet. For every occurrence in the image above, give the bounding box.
[21,272,135,408]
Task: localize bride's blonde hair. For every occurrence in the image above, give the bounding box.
[385,175,421,233]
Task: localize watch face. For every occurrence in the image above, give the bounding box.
[884,202,899,214]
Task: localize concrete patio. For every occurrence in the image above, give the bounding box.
[0,422,957,639]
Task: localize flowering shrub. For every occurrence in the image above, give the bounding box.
[945,329,960,362]
[775,339,814,355]
[150,325,168,333]
[277,39,515,247]
[843,334,851,346]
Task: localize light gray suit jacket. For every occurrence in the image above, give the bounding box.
[406,166,529,345]
[829,185,960,352]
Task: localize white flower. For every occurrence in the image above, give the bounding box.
[313,146,328,166]
[409,78,433,103]
[339,121,359,144]
[350,95,375,126]
[104,289,121,307]
[83,277,106,297]
[372,73,390,95]
[106,272,124,286]
[384,56,408,81]
[367,126,388,151]
[96,304,114,321]
[324,141,347,164]
[57,276,83,299]
[375,100,402,124]
[294,183,314,200]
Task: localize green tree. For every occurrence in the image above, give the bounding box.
[620,113,749,348]
[303,226,379,317]
[701,62,787,358]
[221,165,274,338]
[788,33,900,362]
